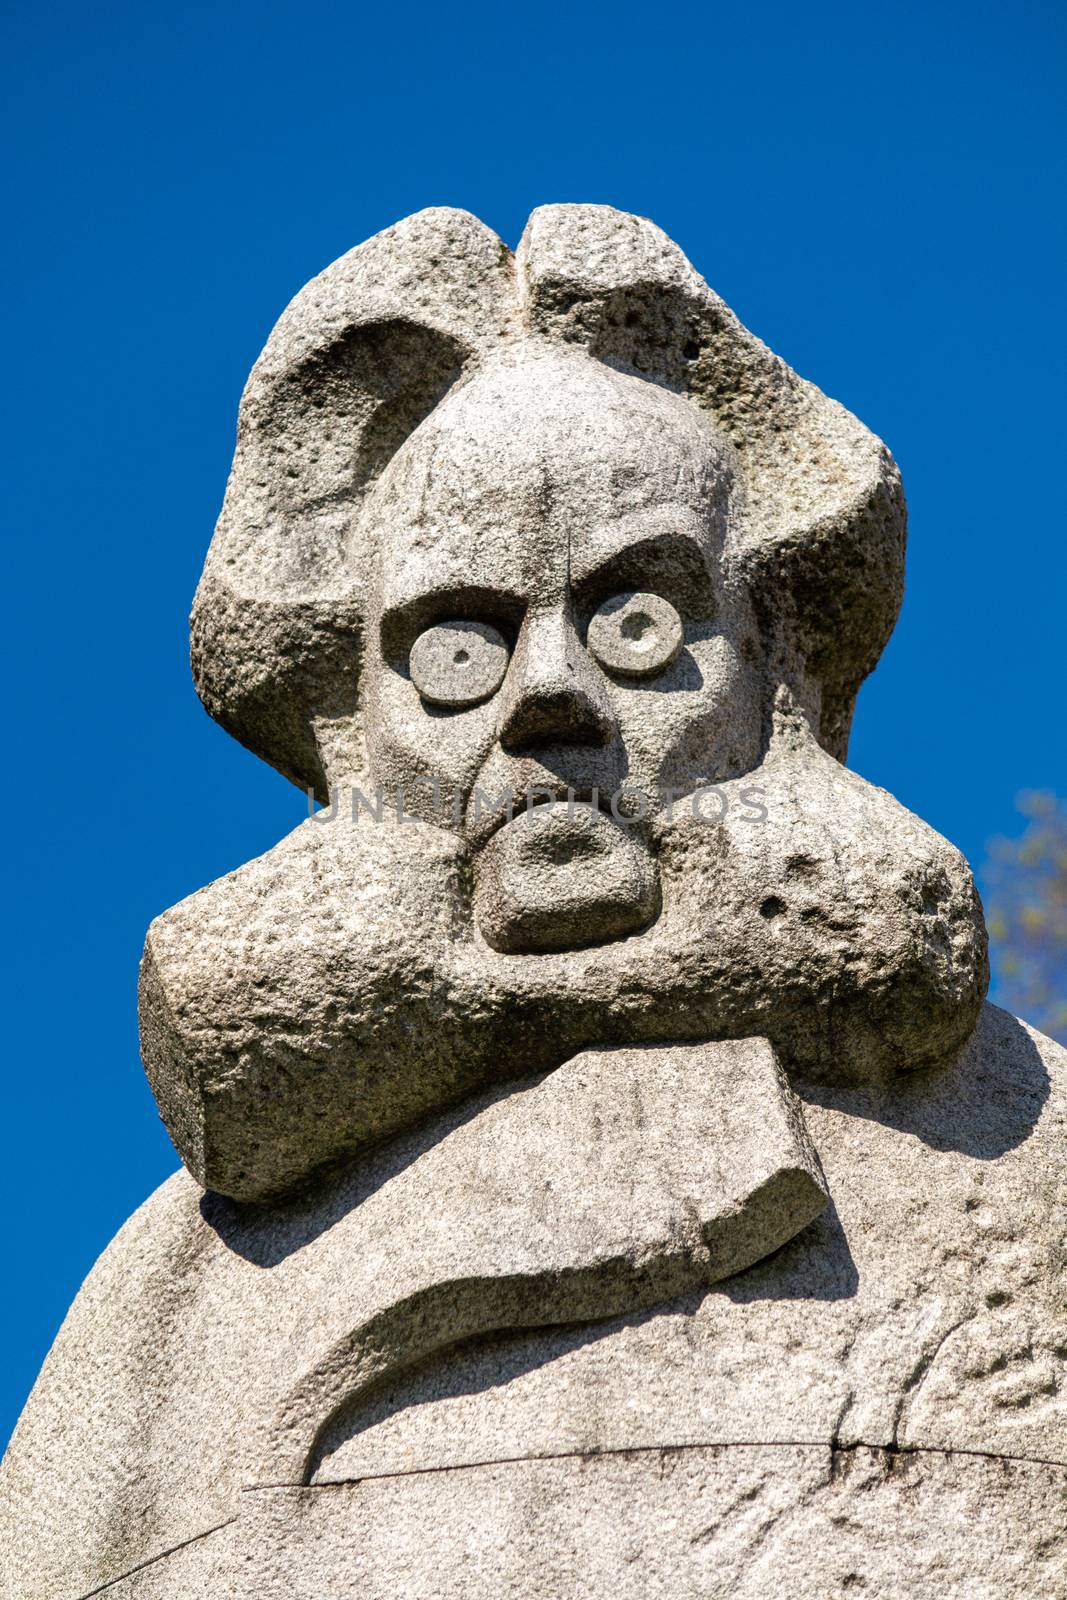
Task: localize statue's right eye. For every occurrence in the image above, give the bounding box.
[408,620,510,708]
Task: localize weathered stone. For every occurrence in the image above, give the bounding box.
[3,205,1060,1598]
[140,742,986,1200]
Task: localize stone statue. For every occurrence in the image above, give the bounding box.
[2,206,1063,1598]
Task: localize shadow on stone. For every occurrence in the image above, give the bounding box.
[201,1070,556,1268]
[721,1194,859,1304]
[309,1313,643,1478]
[799,1005,1049,1163]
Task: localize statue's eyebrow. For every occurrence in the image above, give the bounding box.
[570,519,716,615]
[379,582,526,661]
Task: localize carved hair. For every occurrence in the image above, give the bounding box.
[192,206,905,795]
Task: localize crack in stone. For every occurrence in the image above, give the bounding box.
[60,1437,1067,1595]
[72,1519,237,1600]
[244,1435,1067,1493]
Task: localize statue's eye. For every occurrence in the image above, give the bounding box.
[409,620,509,708]
[587,592,684,678]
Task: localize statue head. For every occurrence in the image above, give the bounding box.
[192,205,909,956]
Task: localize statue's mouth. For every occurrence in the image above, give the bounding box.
[471,799,661,954]
[494,794,631,856]
[468,783,643,854]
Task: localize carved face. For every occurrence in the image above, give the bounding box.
[362,350,763,952]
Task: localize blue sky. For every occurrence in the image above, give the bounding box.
[2,0,1063,1450]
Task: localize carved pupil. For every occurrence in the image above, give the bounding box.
[620,612,654,646]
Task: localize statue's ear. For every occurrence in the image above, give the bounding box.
[517,205,906,760]
[191,209,514,797]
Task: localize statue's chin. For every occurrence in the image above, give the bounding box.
[472,802,660,954]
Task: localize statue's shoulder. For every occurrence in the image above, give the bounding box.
[782,999,1066,1459]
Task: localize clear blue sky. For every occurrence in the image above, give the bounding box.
[2,0,1063,1450]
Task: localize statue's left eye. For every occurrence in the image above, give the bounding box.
[409,620,510,708]
[587,592,684,678]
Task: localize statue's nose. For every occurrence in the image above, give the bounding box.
[499,608,616,750]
